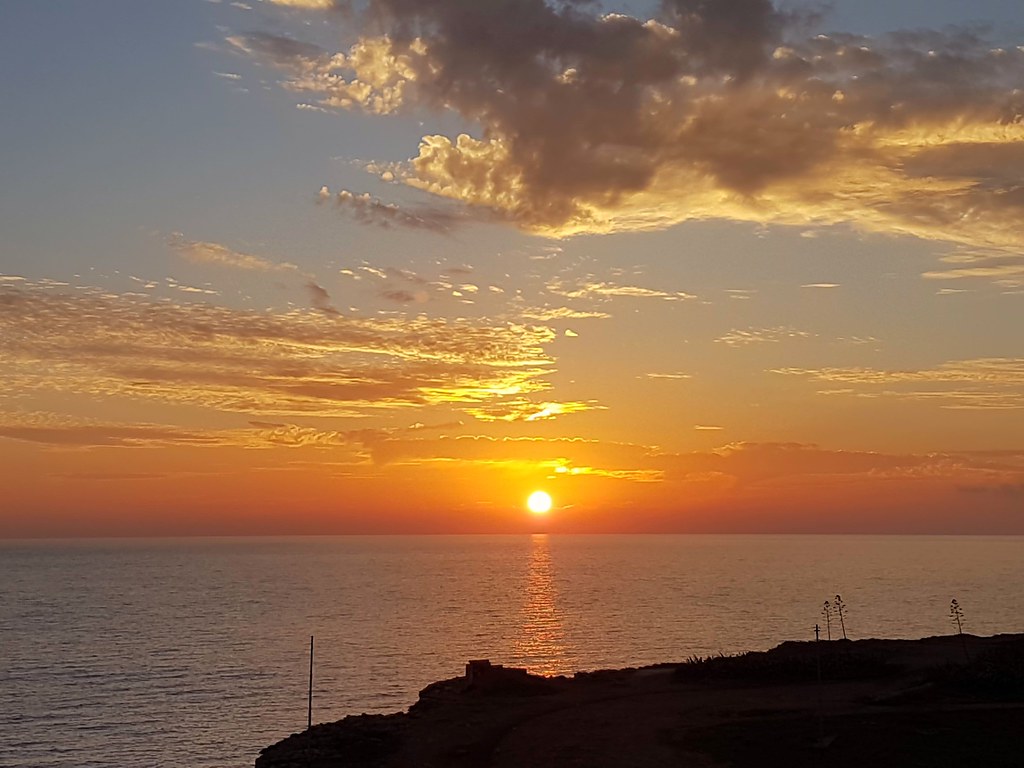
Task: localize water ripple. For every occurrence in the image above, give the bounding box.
[1,534,1023,767]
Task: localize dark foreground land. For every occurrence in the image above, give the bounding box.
[257,633,1024,767]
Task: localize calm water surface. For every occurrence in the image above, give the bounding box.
[2,534,1022,767]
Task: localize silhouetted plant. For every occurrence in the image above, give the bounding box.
[821,600,833,641]
[950,598,970,661]
[834,594,847,640]
[672,643,897,684]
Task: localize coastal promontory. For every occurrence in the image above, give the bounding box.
[257,633,1024,767]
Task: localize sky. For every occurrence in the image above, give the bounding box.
[1,0,1023,536]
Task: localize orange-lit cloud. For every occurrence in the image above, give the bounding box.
[464,400,604,423]
[357,433,1021,489]
[4,416,1022,533]
[0,279,556,417]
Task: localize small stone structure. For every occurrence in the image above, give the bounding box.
[465,659,515,687]
[464,659,555,695]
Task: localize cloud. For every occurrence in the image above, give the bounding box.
[55,472,167,481]
[228,32,422,116]
[266,0,334,7]
[366,434,657,471]
[338,262,481,305]
[0,412,228,449]
[377,266,439,303]
[644,372,692,380]
[725,288,756,300]
[304,280,340,314]
[547,279,695,301]
[663,441,1007,489]
[168,234,297,272]
[318,186,464,232]
[958,482,1024,497]
[235,1,1024,249]
[922,263,1024,280]
[922,241,1024,288]
[361,436,1023,504]
[801,283,840,289]
[715,326,813,346]
[519,306,612,321]
[774,357,1024,409]
[380,288,424,303]
[163,277,219,296]
[0,279,557,418]
[226,31,324,63]
[463,399,604,423]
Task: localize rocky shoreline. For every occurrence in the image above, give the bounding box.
[256,633,1024,767]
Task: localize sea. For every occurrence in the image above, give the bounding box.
[2,534,1023,767]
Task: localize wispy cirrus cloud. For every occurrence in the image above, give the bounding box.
[922,261,1024,289]
[927,248,1024,290]
[715,326,814,346]
[237,0,1024,252]
[644,372,692,380]
[774,357,1024,409]
[0,412,229,449]
[547,278,696,302]
[725,289,757,300]
[364,435,1024,498]
[0,279,556,418]
[0,411,472,453]
[366,434,656,470]
[168,233,298,272]
[338,263,483,305]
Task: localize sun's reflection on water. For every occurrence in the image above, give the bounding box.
[511,534,577,676]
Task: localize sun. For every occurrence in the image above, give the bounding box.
[527,490,553,515]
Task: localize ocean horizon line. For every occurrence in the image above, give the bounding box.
[5,530,1024,542]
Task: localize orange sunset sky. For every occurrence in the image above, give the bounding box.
[2,0,1023,536]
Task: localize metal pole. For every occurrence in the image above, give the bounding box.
[814,624,824,742]
[308,635,314,730]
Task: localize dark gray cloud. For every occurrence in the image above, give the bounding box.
[250,0,1024,251]
[318,187,465,231]
[305,280,339,314]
